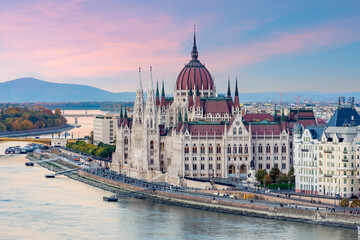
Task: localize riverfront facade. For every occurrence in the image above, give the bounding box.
[294,99,360,197]
[111,32,318,186]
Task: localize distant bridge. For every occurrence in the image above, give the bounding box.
[62,114,96,118]
[0,137,51,146]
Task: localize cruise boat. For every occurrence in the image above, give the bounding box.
[103,195,118,202]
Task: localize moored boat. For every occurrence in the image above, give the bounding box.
[103,195,118,202]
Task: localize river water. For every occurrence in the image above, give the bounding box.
[0,143,358,240]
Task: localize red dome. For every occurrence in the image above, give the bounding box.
[176,31,214,91]
[176,60,214,90]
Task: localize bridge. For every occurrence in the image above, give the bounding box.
[62,114,96,118]
[0,137,52,146]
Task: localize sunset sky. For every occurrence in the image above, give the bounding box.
[0,0,359,93]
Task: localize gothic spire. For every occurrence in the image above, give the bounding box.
[156,80,159,97]
[178,108,182,122]
[281,108,285,122]
[235,77,239,97]
[227,78,231,98]
[138,67,143,90]
[161,80,165,97]
[184,109,188,122]
[191,25,198,60]
[120,107,123,118]
[124,107,128,118]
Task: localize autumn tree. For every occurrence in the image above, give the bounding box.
[55,108,62,116]
[255,169,267,185]
[340,198,349,213]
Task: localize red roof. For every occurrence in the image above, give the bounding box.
[176,61,213,91]
[189,124,225,135]
[246,124,281,135]
[204,100,231,115]
[244,113,274,122]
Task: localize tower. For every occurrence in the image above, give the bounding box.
[133,67,144,125]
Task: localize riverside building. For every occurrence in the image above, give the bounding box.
[294,97,360,197]
[111,31,318,186]
[93,113,119,145]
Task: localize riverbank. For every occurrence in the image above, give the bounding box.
[0,124,74,137]
[27,154,360,229]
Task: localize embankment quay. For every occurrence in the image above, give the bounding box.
[27,153,360,229]
[0,124,74,137]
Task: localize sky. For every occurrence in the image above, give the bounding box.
[0,0,359,94]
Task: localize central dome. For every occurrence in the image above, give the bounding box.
[176,32,214,91]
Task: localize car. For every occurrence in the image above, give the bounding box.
[229,195,237,199]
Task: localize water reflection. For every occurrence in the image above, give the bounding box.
[0,142,357,240]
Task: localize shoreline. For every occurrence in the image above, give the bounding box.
[0,124,74,137]
[27,154,360,230]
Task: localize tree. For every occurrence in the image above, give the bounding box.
[288,166,295,184]
[350,199,360,212]
[269,167,281,183]
[255,169,267,185]
[265,174,272,185]
[340,198,349,213]
[54,108,62,116]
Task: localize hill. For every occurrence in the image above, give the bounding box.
[0,78,135,102]
[0,77,358,103]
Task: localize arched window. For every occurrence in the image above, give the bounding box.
[184,144,189,154]
[227,144,231,154]
[216,144,221,153]
[274,144,278,153]
[209,144,213,154]
[244,144,248,154]
[239,144,242,154]
[124,137,128,145]
[201,144,205,154]
[193,144,197,154]
[150,140,154,150]
[266,144,271,153]
[233,127,236,135]
[233,144,237,154]
[238,127,242,135]
[258,144,263,153]
[282,144,286,153]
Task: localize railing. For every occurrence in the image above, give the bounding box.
[324,174,333,177]
[324,150,332,153]
[301,149,309,152]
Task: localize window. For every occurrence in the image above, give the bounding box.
[244,144,248,154]
[239,144,242,154]
[124,137,128,145]
[160,142,164,150]
[192,145,197,154]
[185,157,189,161]
[258,144,263,153]
[200,145,205,154]
[233,127,237,135]
[258,163,263,169]
[193,157,197,161]
[184,144,189,154]
[282,163,286,169]
[266,163,270,169]
[274,144,278,153]
[259,156,262,160]
[193,164,197,170]
[266,144,271,153]
[149,159,154,165]
[201,164,205,170]
[216,144,221,153]
[217,157,221,161]
[227,144,231,154]
[282,144,286,153]
[209,144,213,154]
[233,144,237,154]
[238,127,242,135]
[201,157,205,161]
[209,164,213,170]
[150,140,154,150]
[217,164,221,170]
[185,164,189,170]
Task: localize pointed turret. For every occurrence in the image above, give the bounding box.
[233,78,240,111]
[137,67,142,90]
[156,80,160,106]
[191,25,198,60]
[120,107,123,118]
[124,107,128,119]
[178,108,182,122]
[281,108,285,122]
[134,67,144,125]
[227,78,231,98]
[274,104,277,121]
[184,109,188,122]
[160,80,166,107]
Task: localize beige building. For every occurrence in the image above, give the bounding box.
[93,113,118,145]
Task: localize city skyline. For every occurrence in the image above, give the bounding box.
[0,0,359,93]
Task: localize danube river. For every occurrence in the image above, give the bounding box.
[0,143,358,240]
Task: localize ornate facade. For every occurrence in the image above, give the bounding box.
[111,32,317,186]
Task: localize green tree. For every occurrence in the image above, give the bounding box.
[350,199,360,212]
[340,198,349,213]
[288,166,295,184]
[255,169,267,185]
[269,167,281,183]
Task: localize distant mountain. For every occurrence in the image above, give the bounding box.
[0,78,136,102]
[0,77,359,103]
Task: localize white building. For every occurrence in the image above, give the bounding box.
[93,113,119,145]
[294,98,360,197]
